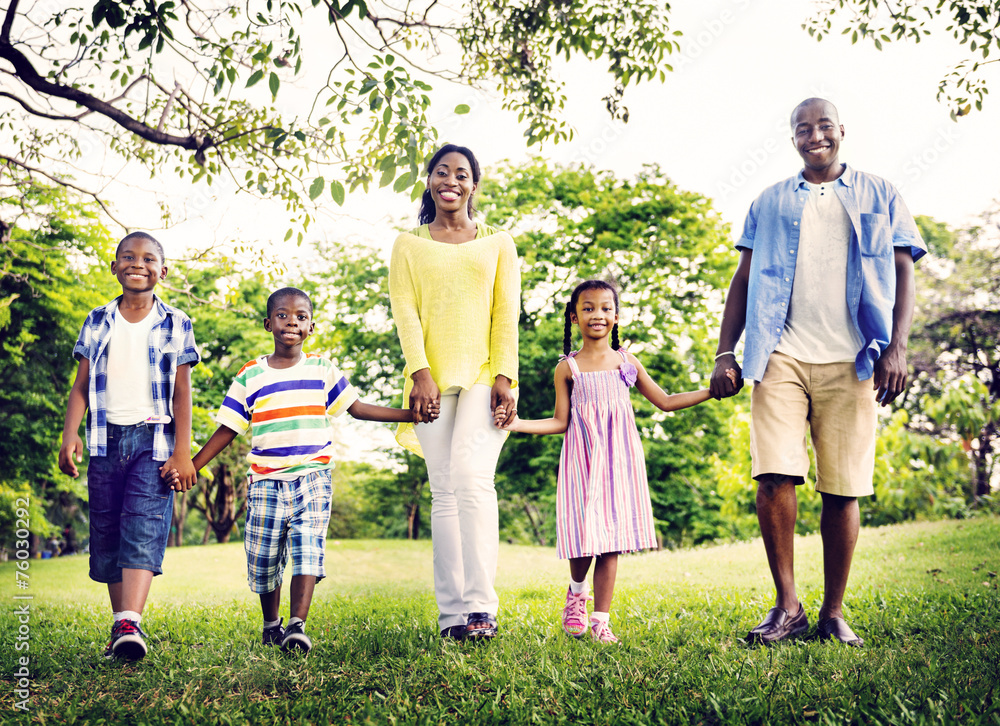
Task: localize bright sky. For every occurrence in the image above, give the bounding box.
[144,0,1000,262]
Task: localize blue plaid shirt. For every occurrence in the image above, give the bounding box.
[73,295,200,461]
[737,165,926,382]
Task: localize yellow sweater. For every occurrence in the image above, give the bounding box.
[389,224,521,456]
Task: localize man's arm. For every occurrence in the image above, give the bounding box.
[872,248,916,406]
[710,248,752,399]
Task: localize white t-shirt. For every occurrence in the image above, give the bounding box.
[105,309,157,425]
[775,181,864,364]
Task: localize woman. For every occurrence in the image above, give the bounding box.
[389,143,520,641]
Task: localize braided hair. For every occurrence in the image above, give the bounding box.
[417,143,482,225]
[562,279,621,355]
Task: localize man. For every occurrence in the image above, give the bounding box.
[710,98,926,646]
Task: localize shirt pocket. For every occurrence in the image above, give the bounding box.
[859,213,892,257]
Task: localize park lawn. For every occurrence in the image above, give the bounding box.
[2,517,998,725]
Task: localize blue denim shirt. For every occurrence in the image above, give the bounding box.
[73,295,200,461]
[738,165,926,382]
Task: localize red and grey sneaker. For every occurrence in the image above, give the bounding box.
[110,619,148,661]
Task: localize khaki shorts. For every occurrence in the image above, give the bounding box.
[750,352,877,497]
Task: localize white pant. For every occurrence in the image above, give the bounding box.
[415,384,507,630]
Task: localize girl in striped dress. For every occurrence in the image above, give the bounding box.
[496,280,735,643]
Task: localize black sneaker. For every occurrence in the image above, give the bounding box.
[263,619,285,646]
[280,620,311,653]
[110,619,148,661]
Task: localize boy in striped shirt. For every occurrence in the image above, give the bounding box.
[181,287,420,652]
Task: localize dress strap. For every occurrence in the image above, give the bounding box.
[562,351,582,377]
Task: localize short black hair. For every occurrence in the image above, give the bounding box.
[116,231,165,263]
[267,287,313,317]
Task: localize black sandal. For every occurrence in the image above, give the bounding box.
[463,612,498,640]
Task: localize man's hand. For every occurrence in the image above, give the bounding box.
[873,344,908,407]
[710,355,743,400]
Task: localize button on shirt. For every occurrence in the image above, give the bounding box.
[737,165,926,382]
[73,295,200,461]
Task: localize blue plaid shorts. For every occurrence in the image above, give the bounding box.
[244,469,333,594]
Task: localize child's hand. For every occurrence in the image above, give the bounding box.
[492,405,519,431]
[58,434,84,478]
[725,368,739,387]
[160,456,197,492]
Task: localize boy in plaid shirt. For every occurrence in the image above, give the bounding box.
[174,287,419,653]
[59,232,199,661]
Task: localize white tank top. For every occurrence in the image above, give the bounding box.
[105,310,158,425]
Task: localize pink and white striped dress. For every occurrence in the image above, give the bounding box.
[556,349,658,560]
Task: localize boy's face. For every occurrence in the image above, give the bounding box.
[111,237,166,293]
[264,295,315,348]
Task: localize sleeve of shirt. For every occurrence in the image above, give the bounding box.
[325,361,359,418]
[888,188,927,262]
[736,198,759,251]
[72,314,94,361]
[489,234,520,387]
[174,313,201,368]
[388,235,431,374]
[216,368,251,435]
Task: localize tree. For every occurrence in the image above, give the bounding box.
[0,0,680,236]
[906,210,1000,501]
[804,1,999,118]
[0,184,117,551]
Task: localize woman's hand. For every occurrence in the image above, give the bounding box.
[409,368,441,424]
[491,375,516,427]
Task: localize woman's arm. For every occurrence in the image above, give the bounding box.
[489,235,521,426]
[496,360,571,435]
[388,236,438,422]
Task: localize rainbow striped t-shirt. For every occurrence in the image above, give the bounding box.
[216,353,358,481]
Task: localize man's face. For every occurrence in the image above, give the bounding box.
[791,100,844,177]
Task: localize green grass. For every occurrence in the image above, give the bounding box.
[2,518,999,725]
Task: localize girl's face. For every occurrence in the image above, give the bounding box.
[428,151,477,217]
[572,288,618,342]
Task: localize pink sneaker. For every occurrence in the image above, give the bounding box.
[562,588,592,638]
[590,618,620,644]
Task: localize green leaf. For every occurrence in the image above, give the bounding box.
[269,72,280,97]
[308,176,325,201]
[330,180,346,206]
[454,104,471,114]
[246,70,264,88]
[393,172,412,193]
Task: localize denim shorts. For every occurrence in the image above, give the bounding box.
[87,423,174,583]
[244,469,332,594]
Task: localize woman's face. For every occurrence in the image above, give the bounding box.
[428,151,477,217]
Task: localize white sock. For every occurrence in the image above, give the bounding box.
[569,579,588,595]
[591,611,610,624]
[263,617,281,629]
[288,616,305,630]
[115,610,141,623]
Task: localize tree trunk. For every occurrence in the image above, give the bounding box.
[522,496,547,546]
[406,503,420,540]
[169,492,188,547]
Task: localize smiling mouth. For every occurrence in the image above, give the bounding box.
[438,190,460,201]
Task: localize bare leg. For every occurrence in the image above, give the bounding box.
[289,575,316,621]
[260,586,281,622]
[569,556,593,585]
[756,475,800,614]
[592,554,619,614]
[817,493,859,621]
[108,568,154,614]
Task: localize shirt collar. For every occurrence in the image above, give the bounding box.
[104,294,169,323]
[796,163,853,189]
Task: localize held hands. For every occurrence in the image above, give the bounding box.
[160,456,197,492]
[58,434,84,478]
[409,369,442,424]
[490,375,516,428]
[710,356,743,400]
